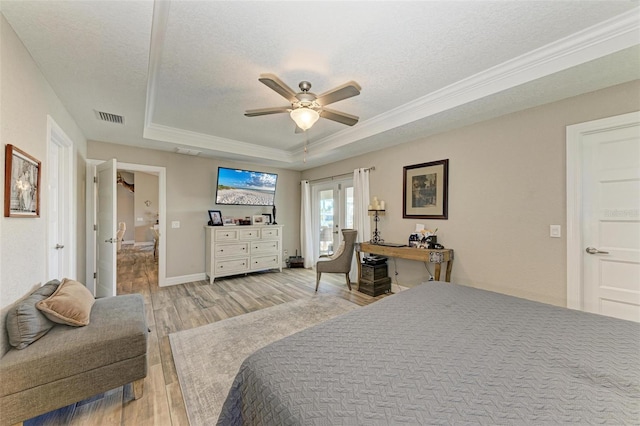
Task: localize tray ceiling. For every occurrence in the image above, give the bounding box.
[2,1,639,170]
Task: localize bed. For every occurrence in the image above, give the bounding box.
[218,282,640,425]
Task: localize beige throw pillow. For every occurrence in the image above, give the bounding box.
[36,278,95,326]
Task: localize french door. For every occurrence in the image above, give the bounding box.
[312,179,354,259]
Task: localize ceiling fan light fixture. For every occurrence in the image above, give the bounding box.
[290,107,320,131]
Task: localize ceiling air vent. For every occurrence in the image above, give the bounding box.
[95,110,125,124]
[175,147,201,156]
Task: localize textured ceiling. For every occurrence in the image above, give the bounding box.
[2,1,639,170]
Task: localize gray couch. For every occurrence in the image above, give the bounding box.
[0,294,148,425]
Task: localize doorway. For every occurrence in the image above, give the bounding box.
[312,179,354,260]
[567,111,640,322]
[87,160,167,294]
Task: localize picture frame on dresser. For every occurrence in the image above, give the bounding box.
[262,213,272,224]
[403,159,449,220]
[208,209,223,226]
[252,215,265,225]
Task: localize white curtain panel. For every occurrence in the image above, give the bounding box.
[300,180,314,268]
[350,168,371,281]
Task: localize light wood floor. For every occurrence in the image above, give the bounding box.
[25,247,382,425]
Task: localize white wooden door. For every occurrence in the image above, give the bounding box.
[96,159,117,298]
[312,179,353,259]
[579,113,640,322]
[47,116,73,281]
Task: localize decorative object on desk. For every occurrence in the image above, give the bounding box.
[368,208,385,244]
[262,213,272,224]
[208,210,223,226]
[222,216,235,225]
[403,159,448,220]
[4,144,41,218]
[252,215,265,225]
[421,228,438,248]
[272,204,277,224]
[238,218,252,225]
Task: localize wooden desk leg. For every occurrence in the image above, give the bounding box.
[355,249,362,285]
[434,263,441,281]
[445,259,453,283]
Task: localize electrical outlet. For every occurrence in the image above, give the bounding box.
[550,225,561,238]
[283,249,288,258]
[171,221,180,229]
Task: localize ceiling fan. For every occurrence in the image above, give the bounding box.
[245,73,361,132]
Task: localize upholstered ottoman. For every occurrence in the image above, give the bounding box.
[0,294,148,425]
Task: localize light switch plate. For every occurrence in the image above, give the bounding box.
[550,225,561,238]
[171,221,180,229]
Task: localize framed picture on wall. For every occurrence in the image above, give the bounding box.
[4,144,41,218]
[403,159,449,220]
[208,210,223,226]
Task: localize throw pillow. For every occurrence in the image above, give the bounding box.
[6,280,60,350]
[36,278,95,326]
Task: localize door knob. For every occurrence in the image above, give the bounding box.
[55,244,64,250]
[585,247,609,255]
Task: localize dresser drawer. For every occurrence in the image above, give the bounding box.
[216,229,239,241]
[260,227,280,238]
[251,255,279,269]
[215,258,248,273]
[251,240,279,254]
[239,229,260,240]
[215,243,248,257]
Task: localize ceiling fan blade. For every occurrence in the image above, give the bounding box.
[244,107,290,117]
[258,73,298,103]
[320,108,359,126]
[316,81,362,106]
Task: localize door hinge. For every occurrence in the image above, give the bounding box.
[94,176,97,183]
[93,272,97,279]
[94,224,97,231]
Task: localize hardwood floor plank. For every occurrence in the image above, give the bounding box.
[25,247,385,425]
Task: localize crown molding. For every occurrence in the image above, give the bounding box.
[307,7,640,157]
[143,123,295,163]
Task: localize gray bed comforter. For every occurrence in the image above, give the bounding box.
[218,282,640,425]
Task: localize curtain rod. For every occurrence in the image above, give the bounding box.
[305,166,375,184]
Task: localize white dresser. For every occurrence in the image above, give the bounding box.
[205,225,283,283]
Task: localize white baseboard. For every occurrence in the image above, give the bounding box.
[161,273,208,287]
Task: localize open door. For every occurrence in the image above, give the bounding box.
[96,159,117,298]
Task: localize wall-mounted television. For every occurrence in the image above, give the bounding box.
[215,167,277,206]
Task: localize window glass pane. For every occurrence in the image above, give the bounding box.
[345,186,354,229]
[319,189,334,256]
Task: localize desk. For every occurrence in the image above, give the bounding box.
[356,242,454,283]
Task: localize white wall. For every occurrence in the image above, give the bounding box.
[302,80,640,307]
[0,15,87,308]
[133,171,158,244]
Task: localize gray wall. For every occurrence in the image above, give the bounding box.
[1,15,87,308]
[302,80,640,307]
[87,142,302,279]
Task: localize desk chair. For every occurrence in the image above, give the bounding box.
[315,229,357,292]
